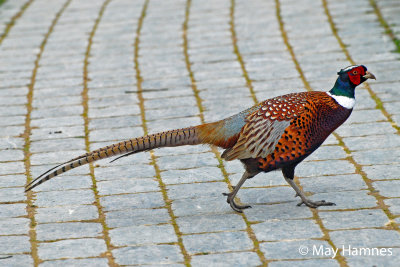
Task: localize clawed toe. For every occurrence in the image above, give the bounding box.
[229,200,252,213]
[222,192,252,213]
[284,177,336,209]
[297,199,336,208]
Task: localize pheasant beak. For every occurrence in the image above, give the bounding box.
[363,71,376,80]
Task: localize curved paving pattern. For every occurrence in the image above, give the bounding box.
[0,0,400,266]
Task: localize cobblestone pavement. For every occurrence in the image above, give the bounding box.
[0,0,400,266]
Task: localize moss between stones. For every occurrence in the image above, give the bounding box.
[24,1,74,265]
[0,0,34,45]
[82,0,116,266]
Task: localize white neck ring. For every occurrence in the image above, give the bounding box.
[327,92,355,109]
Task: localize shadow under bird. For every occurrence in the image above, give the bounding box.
[26,65,376,212]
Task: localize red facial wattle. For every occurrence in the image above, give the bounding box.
[347,66,366,85]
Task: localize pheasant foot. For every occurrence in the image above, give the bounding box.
[222,192,251,212]
[284,175,336,208]
[222,171,254,212]
[297,199,336,208]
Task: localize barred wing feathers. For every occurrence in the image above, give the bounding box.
[221,93,309,161]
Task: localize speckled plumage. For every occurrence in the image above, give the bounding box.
[26,65,376,212]
[254,91,352,172]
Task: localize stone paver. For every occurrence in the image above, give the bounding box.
[0,0,399,266]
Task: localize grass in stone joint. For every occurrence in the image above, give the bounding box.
[394,39,400,54]
[369,0,400,54]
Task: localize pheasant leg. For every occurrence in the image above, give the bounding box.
[285,178,336,208]
[282,166,335,208]
[223,171,252,212]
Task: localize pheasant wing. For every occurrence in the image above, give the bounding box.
[221,93,308,161]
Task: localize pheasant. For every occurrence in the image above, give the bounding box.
[26,65,375,212]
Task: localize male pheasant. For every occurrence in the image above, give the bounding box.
[26,65,375,212]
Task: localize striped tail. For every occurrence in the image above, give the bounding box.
[25,126,200,192]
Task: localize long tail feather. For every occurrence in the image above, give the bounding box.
[25,126,200,192]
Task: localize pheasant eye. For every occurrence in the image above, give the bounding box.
[352,70,358,75]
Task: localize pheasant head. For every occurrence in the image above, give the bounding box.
[328,65,376,109]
